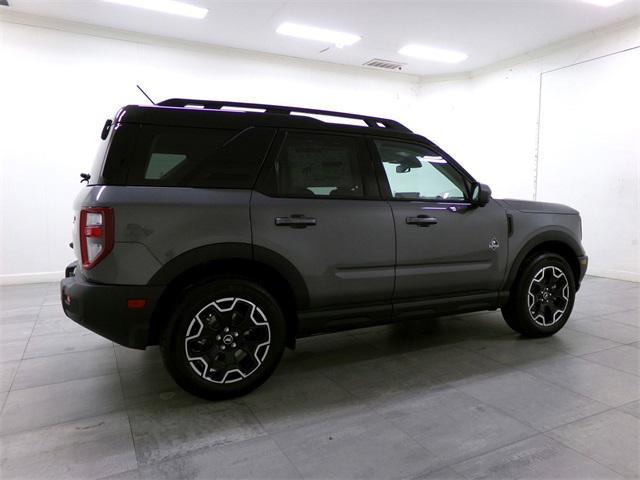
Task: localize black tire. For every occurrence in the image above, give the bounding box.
[160,278,286,400]
[501,253,576,338]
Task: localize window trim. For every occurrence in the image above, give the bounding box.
[254,129,381,201]
[367,137,476,203]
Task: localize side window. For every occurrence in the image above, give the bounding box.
[375,140,468,201]
[128,126,275,188]
[274,132,365,198]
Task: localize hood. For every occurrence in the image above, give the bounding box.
[499,199,579,215]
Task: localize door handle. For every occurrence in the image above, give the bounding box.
[406,215,438,227]
[275,215,317,228]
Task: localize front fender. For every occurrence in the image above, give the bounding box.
[503,225,585,290]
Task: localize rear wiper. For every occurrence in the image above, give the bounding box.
[80,173,91,184]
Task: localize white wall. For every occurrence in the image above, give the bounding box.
[0,16,419,284]
[1,14,638,283]
[537,47,639,282]
[414,19,640,281]
[416,19,640,200]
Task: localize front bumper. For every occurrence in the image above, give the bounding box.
[60,262,163,349]
[577,255,588,287]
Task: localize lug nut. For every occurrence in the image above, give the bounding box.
[223,327,229,333]
[215,335,221,341]
[221,345,226,350]
[234,332,239,337]
[231,343,236,348]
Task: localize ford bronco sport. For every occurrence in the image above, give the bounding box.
[61,98,588,399]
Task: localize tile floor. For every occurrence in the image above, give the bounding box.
[0,276,638,479]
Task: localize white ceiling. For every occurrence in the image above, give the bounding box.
[3,0,640,75]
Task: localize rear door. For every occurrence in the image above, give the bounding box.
[371,138,508,305]
[251,130,395,329]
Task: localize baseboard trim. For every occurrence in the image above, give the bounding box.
[586,270,639,283]
[0,271,63,286]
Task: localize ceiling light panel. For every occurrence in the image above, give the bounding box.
[398,44,468,63]
[276,22,361,48]
[102,0,208,19]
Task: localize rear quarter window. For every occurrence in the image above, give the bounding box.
[127,126,276,189]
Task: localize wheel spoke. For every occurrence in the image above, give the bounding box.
[185,297,271,384]
[527,266,570,327]
[186,336,213,356]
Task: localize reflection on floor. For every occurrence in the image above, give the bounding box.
[0,276,638,479]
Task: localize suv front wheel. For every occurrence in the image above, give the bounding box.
[502,253,576,337]
[160,278,286,400]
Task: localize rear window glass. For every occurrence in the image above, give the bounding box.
[128,126,276,189]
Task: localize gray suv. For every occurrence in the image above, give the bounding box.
[61,98,588,399]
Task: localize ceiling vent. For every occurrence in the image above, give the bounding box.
[0,0,9,6]
[363,58,406,71]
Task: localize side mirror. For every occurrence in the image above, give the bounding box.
[472,182,492,207]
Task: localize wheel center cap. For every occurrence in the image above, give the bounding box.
[222,334,234,345]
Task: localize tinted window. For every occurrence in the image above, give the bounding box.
[145,153,186,179]
[274,132,364,197]
[375,140,467,201]
[128,126,275,188]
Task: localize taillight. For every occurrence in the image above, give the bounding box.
[79,207,114,269]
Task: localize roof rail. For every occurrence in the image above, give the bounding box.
[156,98,412,133]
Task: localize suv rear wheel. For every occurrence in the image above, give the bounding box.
[160,278,286,400]
[502,253,576,337]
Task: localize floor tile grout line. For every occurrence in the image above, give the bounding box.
[112,341,143,473]
[453,326,637,377]
[616,398,640,411]
[576,348,640,378]
[3,371,125,413]
[440,431,544,474]
[565,322,639,345]
[575,339,636,356]
[442,369,615,435]
[258,429,306,479]
[320,364,544,456]
[444,430,623,479]
[1,278,637,476]
[513,360,638,409]
[540,403,632,435]
[0,406,132,440]
[6,355,121,394]
[497,345,635,409]
[1,294,47,411]
[539,430,631,478]
[398,328,639,438]
[376,387,546,472]
[570,310,638,323]
[308,328,628,437]
[15,344,115,365]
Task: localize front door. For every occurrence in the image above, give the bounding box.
[251,130,395,331]
[371,138,508,305]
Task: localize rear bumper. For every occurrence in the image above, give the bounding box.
[60,262,163,349]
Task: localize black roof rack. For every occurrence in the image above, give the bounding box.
[156,98,412,133]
